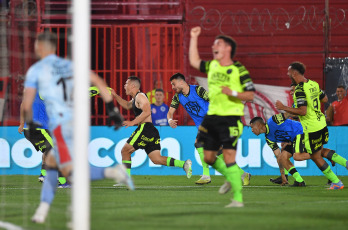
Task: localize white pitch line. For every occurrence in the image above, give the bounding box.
[93,185,323,189]
[0,221,24,230]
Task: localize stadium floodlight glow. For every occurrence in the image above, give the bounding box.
[72,0,91,229]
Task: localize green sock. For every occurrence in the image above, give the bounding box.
[166,157,185,168]
[238,166,245,176]
[122,160,132,175]
[284,168,289,176]
[225,164,243,203]
[212,155,228,176]
[332,153,348,168]
[322,166,339,183]
[41,169,46,176]
[58,177,66,185]
[197,147,210,176]
[288,167,304,182]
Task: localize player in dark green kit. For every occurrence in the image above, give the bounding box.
[276,62,344,190]
[189,26,255,207]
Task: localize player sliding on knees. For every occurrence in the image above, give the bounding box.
[110,76,192,178]
[23,32,134,224]
[250,114,306,186]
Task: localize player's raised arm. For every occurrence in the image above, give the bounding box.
[109,87,132,110]
[189,26,202,70]
[90,72,123,129]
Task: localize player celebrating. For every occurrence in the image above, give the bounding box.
[110,76,192,177]
[22,32,133,223]
[250,114,305,186]
[275,61,344,190]
[168,73,251,185]
[189,26,255,207]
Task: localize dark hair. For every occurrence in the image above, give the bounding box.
[36,32,57,48]
[170,73,185,81]
[155,88,164,93]
[250,117,265,125]
[290,82,297,87]
[289,62,306,75]
[337,85,346,90]
[216,35,237,59]
[128,76,141,87]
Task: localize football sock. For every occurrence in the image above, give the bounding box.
[58,177,66,184]
[225,163,243,203]
[58,171,66,184]
[90,165,105,180]
[197,147,210,176]
[327,150,347,168]
[166,157,185,168]
[212,155,228,176]
[122,160,132,175]
[41,169,58,204]
[320,162,339,183]
[284,168,289,176]
[41,169,46,176]
[288,167,304,182]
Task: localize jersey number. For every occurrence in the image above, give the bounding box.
[57,77,72,101]
[313,98,319,110]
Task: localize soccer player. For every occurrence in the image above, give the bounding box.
[18,93,68,187]
[275,61,344,190]
[168,73,251,185]
[151,88,169,126]
[22,32,133,223]
[110,76,192,177]
[250,114,306,186]
[189,26,255,207]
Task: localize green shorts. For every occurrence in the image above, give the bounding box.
[294,126,328,154]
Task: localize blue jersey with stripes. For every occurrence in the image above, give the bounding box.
[175,85,209,128]
[24,54,73,131]
[24,93,49,129]
[265,113,303,143]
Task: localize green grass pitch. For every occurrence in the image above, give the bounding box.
[1,175,348,230]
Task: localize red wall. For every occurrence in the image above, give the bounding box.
[183,0,348,88]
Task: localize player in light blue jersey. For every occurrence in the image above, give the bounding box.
[168,73,251,185]
[22,31,133,224]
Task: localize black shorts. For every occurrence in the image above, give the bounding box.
[282,143,294,155]
[197,115,243,151]
[24,129,53,154]
[294,126,329,154]
[127,122,161,154]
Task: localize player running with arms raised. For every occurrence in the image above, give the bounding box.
[189,26,255,207]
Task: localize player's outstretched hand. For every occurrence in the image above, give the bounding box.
[190,26,201,38]
[106,101,124,130]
